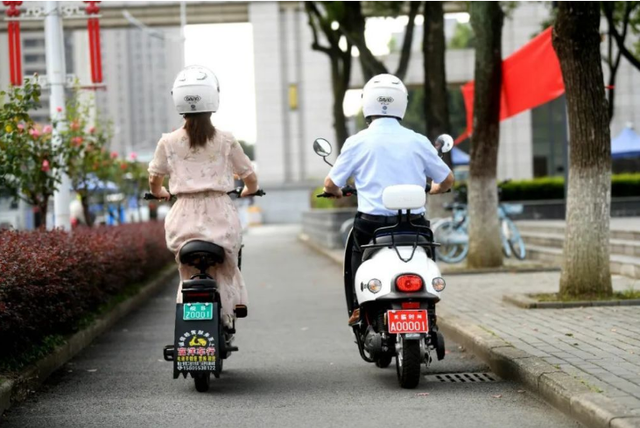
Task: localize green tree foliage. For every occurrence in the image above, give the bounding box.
[448,23,475,49]
[0,79,65,227]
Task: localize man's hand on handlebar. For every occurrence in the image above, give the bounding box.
[322,186,343,199]
[429,171,455,195]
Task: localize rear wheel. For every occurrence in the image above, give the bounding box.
[396,339,422,389]
[194,372,210,392]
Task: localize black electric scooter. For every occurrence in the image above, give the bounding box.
[144,187,265,392]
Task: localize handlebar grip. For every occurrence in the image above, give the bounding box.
[144,192,172,201]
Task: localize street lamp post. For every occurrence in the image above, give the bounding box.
[44,1,71,230]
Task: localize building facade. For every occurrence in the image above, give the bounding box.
[250,2,640,223]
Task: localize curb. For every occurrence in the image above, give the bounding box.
[504,293,640,309]
[438,315,640,428]
[299,236,640,428]
[0,265,178,416]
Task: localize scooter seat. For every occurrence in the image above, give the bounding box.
[362,233,431,261]
[179,240,225,267]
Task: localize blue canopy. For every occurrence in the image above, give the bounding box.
[452,147,470,166]
[72,174,119,192]
[612,125,640,159]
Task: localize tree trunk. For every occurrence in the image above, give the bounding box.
[466,2,504,269]
[305,2,352,151]
[330,47,351,150]
[553,2,612,298]
[38,199,48,229]
[343,2,387,81]
[423,1,454,220]
[81,194,94,227]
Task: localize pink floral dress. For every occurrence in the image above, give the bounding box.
[148,128,254,322]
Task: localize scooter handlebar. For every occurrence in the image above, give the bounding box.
[316,186,357,198]
[144,188,266,201]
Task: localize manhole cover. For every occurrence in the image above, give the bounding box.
[425,372,498,383]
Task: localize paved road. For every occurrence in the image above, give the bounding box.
[1,226,581,428]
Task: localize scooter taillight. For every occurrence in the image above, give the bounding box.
[396,275,423,292]
[402,302,421,309]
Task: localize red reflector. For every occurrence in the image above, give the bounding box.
[396,275,423,292]
[185,292,210,297]
[402,302,421,309]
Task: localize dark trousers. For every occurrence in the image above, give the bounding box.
[350,213,429,278]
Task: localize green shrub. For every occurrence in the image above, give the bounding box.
[454,173,640,201]
[310,186,335,209]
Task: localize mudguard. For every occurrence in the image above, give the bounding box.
[172,302,223,379]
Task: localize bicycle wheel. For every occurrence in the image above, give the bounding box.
[503,217,526,260]
[500,220,512,258]
[434,220,468,264]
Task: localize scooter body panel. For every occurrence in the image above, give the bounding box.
[354,246,442,305]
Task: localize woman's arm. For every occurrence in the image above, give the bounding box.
[149,175,171,200]
[240,172,259,197]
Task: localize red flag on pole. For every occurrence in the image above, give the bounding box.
[455,27,565,144]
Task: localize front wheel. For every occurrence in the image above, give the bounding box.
[433,220,468,264]
[194,372,210,392]
[396,338,422,389]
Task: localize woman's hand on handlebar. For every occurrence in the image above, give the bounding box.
[241,185,259,198]
[155,186,171,201]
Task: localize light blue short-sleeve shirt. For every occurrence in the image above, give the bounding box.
[328,118,452,216]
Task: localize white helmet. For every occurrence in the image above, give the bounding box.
[171,65,220,114]
[362,74,408,120]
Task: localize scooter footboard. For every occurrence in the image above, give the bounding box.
[170,302,223,379]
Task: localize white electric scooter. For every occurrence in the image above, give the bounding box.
[314,135,453,389]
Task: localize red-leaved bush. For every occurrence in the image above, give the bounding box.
[0,222,173,359]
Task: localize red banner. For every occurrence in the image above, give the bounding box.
[456,27,565,144]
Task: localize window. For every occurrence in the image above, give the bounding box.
[531,96,568,177]
[24,54,45,63]
[23,39,44,48]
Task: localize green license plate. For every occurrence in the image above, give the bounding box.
[183,303,213,321]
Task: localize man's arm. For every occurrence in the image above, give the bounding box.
[323,176,343,198]
[429,171,454,195]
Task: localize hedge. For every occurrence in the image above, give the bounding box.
[454,173,640,202]
[0,222,173,363]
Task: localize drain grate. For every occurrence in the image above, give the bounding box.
[425,372,498,383]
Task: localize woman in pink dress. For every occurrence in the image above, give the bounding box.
[147,65,259,327]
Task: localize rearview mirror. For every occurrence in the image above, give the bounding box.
[313,138,333,158]
[435,134,454,154]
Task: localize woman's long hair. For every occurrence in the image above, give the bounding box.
[183,112,216,149]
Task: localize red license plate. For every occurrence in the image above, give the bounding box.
[387,310,429,334]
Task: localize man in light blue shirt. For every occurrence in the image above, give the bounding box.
[322,74,454,324]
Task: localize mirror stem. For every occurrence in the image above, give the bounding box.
[323,157,334,167]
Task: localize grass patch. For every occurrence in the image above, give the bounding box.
[532,288,640,303]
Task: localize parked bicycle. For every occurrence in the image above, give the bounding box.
[432,183,526,263]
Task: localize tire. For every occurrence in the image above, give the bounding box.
[194,372,210,392]
[396,339,422,389]
[503,218,526,260]
[500,224,512,258]
[433,220,468,264]
[375,355,393,368]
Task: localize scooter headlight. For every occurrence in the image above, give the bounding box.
[432,277,446,292]
[367,279,382,294]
